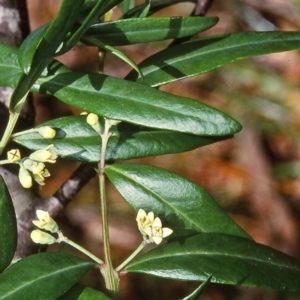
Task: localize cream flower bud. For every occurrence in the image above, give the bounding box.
[23,159,45,174]
[29,145,58,163]
[32,210,59,233]
[37,126,56,139]
[30,229,56,245]
[7,149,21,162]
[18,164,32,188]
[87,113,102,132]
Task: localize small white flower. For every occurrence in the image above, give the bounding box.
[29,144,58,163]
[136,209,173,245]
[32,210,59,233]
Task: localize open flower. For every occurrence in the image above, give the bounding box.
[22,159,51,186]
[30,229,56,245]
[136,209,173,245]
[32,210,59,233]
[29,144,57,163]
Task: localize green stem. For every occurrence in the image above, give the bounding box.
[116,240,147,272]
[10,128,36,138]
[0,112,20,156]
[99,119,119,299]
[61,236,104,265]
[0,92,29,156]
[0,159,12,165]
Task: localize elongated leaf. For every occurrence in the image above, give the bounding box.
[105,163,250,239]
[10,0,85,110]
[34,72,241,136]
[126,31,300,86]
[123,0,198,18]
[0,176,17,272]
[83,16,218,46]
[125,233,300,292]
[0,252,94,300]
[14,116,229,162]
[183,276,212,300]
[59,284,112,300]
[0,43,22,86]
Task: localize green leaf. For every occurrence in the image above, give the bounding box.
[58,283,112,300]
[182,276,212,300]
[35,73,241,136]
[14,116,229,162]
[0,253,95,300]
[0,43,22,86]
[125,233,300,292]
[0,176,17,272]
[83,17,218,46]
[123,0,198,18]
[137,0,151,18]
[104,163,250,239]
[10,0,85,110]
[125,31,300,86]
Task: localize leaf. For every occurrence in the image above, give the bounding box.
[10,0,85,110]
[83,17,218,46]
[35,72,241,136]
[125,233,300,292]
[0,43,22,87]
[125,31,300,86]
[0,252,95,300]
[58,283,112,300]
[104,163,250,239]
[182,276,212,300]
[0,176,17,272]
[123,0,198,18]
[14,116,230,162]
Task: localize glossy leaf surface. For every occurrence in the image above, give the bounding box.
[123,0,198,18]
[105,163,250,239]
[126,31,300,86]
[0,253,94,300]
[35,73,241,136]
[126,233,300,292]
[59,284,112,300]
[0,43,22,86]
[84,17,218,46]
[0,176,17,272]
[14,116,230,162]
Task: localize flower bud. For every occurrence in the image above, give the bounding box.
[32,210,59,233]
[7,149,21,162]
[30,230,56,245]
[18,164,32,188]
[87,113,102,132]
[37,126,56,139]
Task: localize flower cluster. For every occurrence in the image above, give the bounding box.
[30,210,59,245]
[7,145,58,188]
[136,209,173,245]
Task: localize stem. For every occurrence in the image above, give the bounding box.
[0,92,29,156]
[0,159,12,165]
[11,128,36,138]
[99,119,119,299]
[61,236,104,265]
[0,112,20,156]
[116,240,147,272]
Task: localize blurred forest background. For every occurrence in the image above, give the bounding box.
[22,0,300,299]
